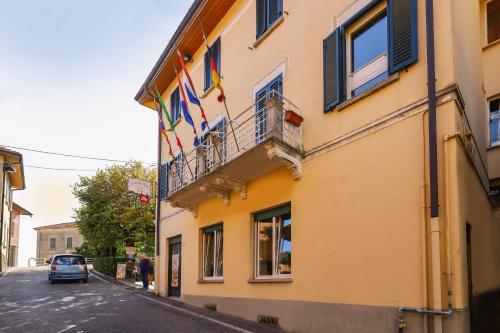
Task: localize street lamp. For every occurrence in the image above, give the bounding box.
[0,164,16,271]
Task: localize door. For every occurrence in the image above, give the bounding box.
[255,75,283,144]
[168,236,182,297]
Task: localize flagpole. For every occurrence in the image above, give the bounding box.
[199,22,240,152]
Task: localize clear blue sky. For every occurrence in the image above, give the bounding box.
[0,0,193,265]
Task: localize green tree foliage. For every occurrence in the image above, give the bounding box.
[73,162,156,257]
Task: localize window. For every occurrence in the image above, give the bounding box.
[170,87,181,123]
[198,118,226,176]
[347,10,388,97]
[323,0,418,110]
[255,75,283,144]
[204,38,221,91]
[487,0,500,44]
[254,204,291,278]
[202,224,223,280]
[66,237,73,249]
[49,238,56,250]
[490,98,500,146]
[256,0,283,38]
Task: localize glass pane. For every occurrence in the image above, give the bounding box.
[490,110,500,145]
[277,214,291,275]
[488,0,500,44]
[215,230,223,277]
[352,13,388,71]
[203,232,214,277]
[258,221,273,276]
[351,71,388,97]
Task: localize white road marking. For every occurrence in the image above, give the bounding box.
[56,324,76,333]
[91,273,254,333]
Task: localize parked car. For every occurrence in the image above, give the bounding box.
[48,254,88,283]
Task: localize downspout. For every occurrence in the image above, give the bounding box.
[0,169,6,271]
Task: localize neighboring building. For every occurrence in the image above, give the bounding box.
[9,202,33,267]
[0,147,26,272]
[34,222,84,260]
[135,0,500,332]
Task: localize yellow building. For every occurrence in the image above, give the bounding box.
[135,0,500,332]
[34,222,84,261]
[0,147,26,273]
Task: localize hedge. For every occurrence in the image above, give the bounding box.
[93,257,127,277]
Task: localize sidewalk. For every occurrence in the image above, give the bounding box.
[91,269,154,292]
[90,269,284,333]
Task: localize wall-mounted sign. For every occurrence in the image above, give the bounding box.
[128,178,151,196]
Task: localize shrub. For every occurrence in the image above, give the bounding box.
[93,257,126,277]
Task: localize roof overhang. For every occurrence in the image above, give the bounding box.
[0,147,25,190]
[12,202,33,216]
[134,0,236,108]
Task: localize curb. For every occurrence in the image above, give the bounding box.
[90,269,154,293]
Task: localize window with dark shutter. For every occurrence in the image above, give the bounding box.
[388,0,418,74]
[159,164,168,200]
[323,28,343,111]
[170,88,181,123]
[256,0,283,38]
[204,38,221,90]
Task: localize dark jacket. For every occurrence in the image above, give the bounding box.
[139,259,149,274]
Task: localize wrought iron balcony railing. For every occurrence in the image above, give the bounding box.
[166,90,304,211]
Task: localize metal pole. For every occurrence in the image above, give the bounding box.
[222,99,240,152]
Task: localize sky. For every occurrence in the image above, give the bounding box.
[0,0,194,266]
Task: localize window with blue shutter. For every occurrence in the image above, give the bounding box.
[204,38,221,91]
[255,75,283,144]
[323,0,418,112]
[170,88,181,123]
[256,0,283,38]
[159,163,168,200]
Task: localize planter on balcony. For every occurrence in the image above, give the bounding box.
[285,110,303,127]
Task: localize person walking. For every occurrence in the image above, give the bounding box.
[139,254,150,290]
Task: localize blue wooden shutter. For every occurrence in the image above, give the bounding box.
[388,0,418,74]
[323,28,343,112]
[159,163,167,200]
[256,0,266,38]
[204,51,211,90]
[267,0,282,27]
[213,38,221,74]
[216,118,226,162]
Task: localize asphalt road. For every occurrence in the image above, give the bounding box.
[0,267,283,333]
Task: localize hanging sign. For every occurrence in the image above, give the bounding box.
[128,178,151,196]
[139,193,150,204]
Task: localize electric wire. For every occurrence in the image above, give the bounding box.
[0,161,97,172]
[0,144,155,165]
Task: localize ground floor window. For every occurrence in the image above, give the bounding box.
[254,203,291,278]
[202,224,223,280]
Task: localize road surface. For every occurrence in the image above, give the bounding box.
[0,267,283,333]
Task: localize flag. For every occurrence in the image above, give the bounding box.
[177,50,210,132]
[175,68,200,147]
[201,28,225,102]
[155,86,175,132]
[158,109,174,157]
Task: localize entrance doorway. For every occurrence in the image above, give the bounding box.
[168,236,181,297]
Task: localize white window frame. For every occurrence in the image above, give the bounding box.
[254,216,291,279]
[345,2,388,97]
[202,226,223,280]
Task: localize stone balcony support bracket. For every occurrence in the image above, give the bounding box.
[265,142,303,180]
[169,200,198,217]
[215,174,247,200]
[200,184,231,206]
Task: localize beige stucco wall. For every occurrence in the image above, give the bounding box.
[146,0,500,330]
[36,227,84,259]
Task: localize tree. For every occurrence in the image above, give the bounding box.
[73,162,156,257]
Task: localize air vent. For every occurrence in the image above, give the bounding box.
[257,315,279,326]
[204,303,217,311]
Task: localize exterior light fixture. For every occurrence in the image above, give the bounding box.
[183,54,193,63]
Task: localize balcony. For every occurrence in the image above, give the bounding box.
[166,91,304,215]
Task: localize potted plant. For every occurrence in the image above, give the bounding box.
[285,110,303,127]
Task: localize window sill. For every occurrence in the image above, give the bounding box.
[487,143,500,151]
[334,73,399,112]
[253,16,285,49]
[200,84,215,99]
[248,277,292,283]
[483,38,500,51]
[198,278,224,283]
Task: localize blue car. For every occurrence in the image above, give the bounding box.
[48,254,88,283]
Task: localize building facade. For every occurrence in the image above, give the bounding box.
[0,147,26,272]
[9,203,32,267]
[34,222,84,260]
[135,0,500,332]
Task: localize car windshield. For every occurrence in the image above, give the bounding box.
[54,256,85,265]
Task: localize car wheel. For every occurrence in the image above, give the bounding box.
[50,279,56,284]
[83,279,88,283]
